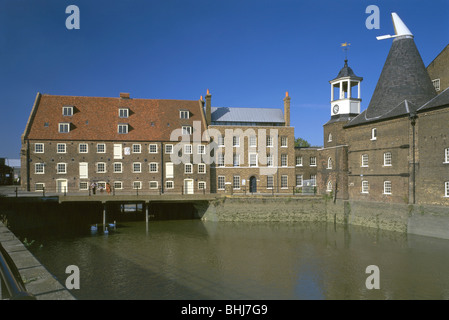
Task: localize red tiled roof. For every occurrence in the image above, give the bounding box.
[25,94,207,142]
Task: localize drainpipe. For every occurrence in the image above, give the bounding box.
[409,111,417,204]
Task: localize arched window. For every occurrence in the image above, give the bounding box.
[327,157,332,169]
[327,180,333,192]
[328,133,333,142]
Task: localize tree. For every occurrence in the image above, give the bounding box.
[294,137,311,148]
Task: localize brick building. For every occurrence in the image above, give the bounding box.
[427,44,449,93]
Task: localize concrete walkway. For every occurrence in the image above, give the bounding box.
[0,222,75,300]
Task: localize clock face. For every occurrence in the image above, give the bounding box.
[333,104,339,114]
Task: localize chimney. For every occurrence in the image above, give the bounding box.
[283,91,290,126]
[205,89,212,126]
[120,92,130,99]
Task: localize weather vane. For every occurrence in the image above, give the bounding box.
[341,42,351,60]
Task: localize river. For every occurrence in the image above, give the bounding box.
[16,219,449,300]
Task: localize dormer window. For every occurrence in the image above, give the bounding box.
[59,123,70,133]
[62,106,73,116]
[182,126,192,135]
[118,124,128,134]
[119,108,129,118]
[180,110,189,119]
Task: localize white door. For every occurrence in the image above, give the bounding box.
[184,179,194,194]
[114,144,122,159]
[166,162,174,178]
[56,179,68,193]
[79,162,88,179]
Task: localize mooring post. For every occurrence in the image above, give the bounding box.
[145,202,149,234]
[103,204,106,232]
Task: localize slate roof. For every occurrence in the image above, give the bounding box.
[210,106,285,123]
[417,87,449,112]
[25,94,207,142]
[330,59,363,81]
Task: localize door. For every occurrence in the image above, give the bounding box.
[250,176,257,193]
[56,179,68,193]
[113,144,122,159]
[79,162,88,179]
[184,179,194,194]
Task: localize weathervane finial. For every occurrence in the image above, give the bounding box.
[341,42,351,60]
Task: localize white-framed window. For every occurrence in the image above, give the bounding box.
[328,133,333,142]
[119,108,129,118]
[35,163,45,174]
[281,175,288,189]
[96,162,106,173]
[433,79,441,92]
[384,152,392,166]
[180,110,189,119]
[249,135,257,147]
[218,135,225,147]
[233,176,240,189]
[79,143,88,153]
[57,143,66,154]
[267,136,273,147]
[79,182,88,191]
[362,180,369,193]
[182,126,192,135]
[35,183,45,192]
[133,144,141,153]
[384,181,392,195]
[133,181,142,190]
[185,163,193,174]
[218,176,225,190]
[296,156,303,166]
[198,163,206,174]
[197,145,206,155]
[218,153,225,167]
[281,154,288,167]
[62,106,73,116]
[296,175,303,187]
[34,143,44,153]
[250,153,258,167]
[233,136,239,147]
[149,144,158,153]
[233,154,240,167]
[149,162,158,173]
[281,136,288,147]
[198,181,206,190]
[114,181,123,190]
[97,182,106,190]
[184,144,192,154]
[310,175,317,187]
[57,163,67,174]
[327,157,332,169]
[361,154,369,167]
[114,144,122,159]
[133,162,142,173]
[327,181,333,192]
[310,157,317,167]
[165,144,173,154]
[118,124,128,134]
[113,162,122,173]
[445,148,449,163]
[59,123,70,133]
[166,181,174,189]
[166,162,174,179]
[445,181,449,197]
[267,176,274,189]
[149,181,158,189]
[267,154,274,167]
[97,143,106,153]
[371,128,377,140]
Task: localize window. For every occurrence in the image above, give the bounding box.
[327,181,333,192]
[281,154,288,167]
[296,156,303,166]
[328,133,333,142]
[114,181,123,190]
[164,144,173,154]
[218,135,225,147]
[114,144,122,159]
[267,154,274,167]
[182,126,192,135]
[113,162,122,173]
[166,181,174,189]
[233,176,240,189]
[371,128,377,140]
[198,163,206,174]
[233,154,240,167]
[149,181,158,189]
[118,124,128,134]
[149,144,158,153]
[281,136,288,147]
[445,148,449,163]
[56,143,66,153]
[184,144,192,154]
[267,176,274,189]
[149,162,158,173]
[57,163,66,174]
[133,144,141,153]
[79,143,88,153]
[198,181,206,190]
[35,183,45,192]
[180,110,189,119]
[233,136,239,147]
[310,157,317,167]
[327,157,332,169]
[59,123,70,133]
[281,175,288,189]
[362,180,369,193]
[133,162,141,173]
[310,175,316,186]
[433,79,441,92]
[445,182,449,197]
[97,143,106,153]
[79,182,88,191]
[197,145,206,155]
[218,153,225,167]
[250,153,258,167]
[119,108,129,118]
[384,152,392,166]
[96,162,106,173]
[62,106,73,116]
[362,154,369,167]
[384,181,392,195]
[133,181,142,190]
[218,176,225,190]
[185,163,193,174]
[35,163,45,174]
[35,143,44,153]
[166,163,174,179]
[267,136,273,147]
[249,136,257,147]
[296,175,303,187]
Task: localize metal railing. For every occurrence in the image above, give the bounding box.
[0,242,36,300]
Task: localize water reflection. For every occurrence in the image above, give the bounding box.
[21,220,449,300]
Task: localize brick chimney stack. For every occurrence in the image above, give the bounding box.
[120,92,130,99]
[283,91,290,126]
[205,89,212,125]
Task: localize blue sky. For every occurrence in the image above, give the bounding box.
[0,0,448,159]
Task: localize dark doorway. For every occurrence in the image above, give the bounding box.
[250,176,257,193]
